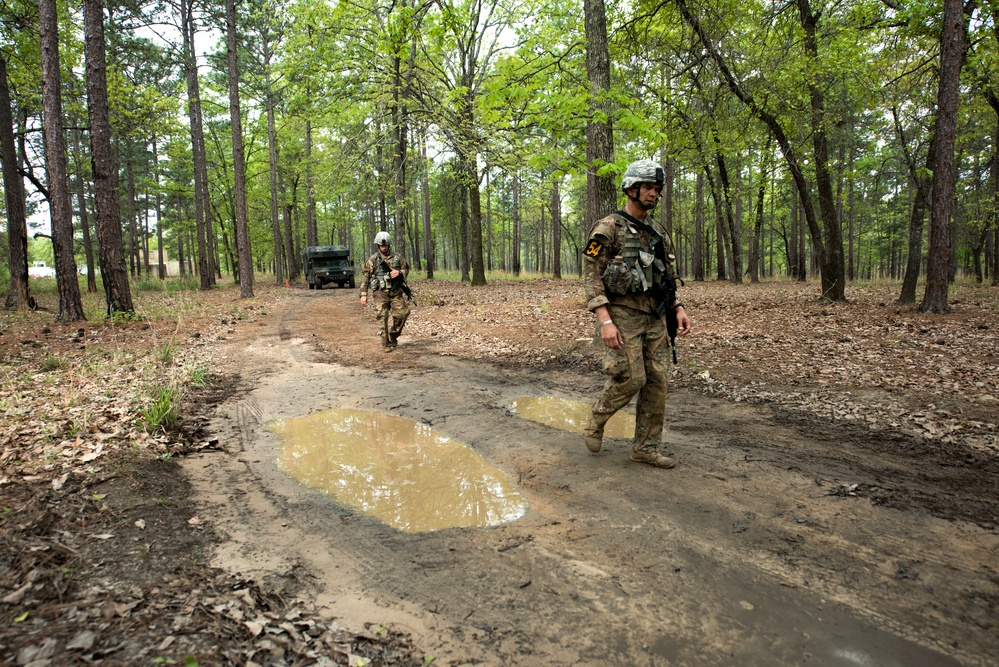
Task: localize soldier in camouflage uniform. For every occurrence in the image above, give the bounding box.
[582,159,692,468]
[360,231,411,351]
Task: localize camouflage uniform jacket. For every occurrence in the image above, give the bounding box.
[582,212,676,316]
[360,250,410,297]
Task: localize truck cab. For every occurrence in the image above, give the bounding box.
[303,245,355,289]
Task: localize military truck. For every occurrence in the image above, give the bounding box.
[303,245,355,289]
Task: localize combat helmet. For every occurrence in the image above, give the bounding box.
[620,159,664,192]
[373,231,391,247]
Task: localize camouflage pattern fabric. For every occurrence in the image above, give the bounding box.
[371,290,410,348]
[361,250,411,348]
[586,305,669,453]
[583,212,675,454]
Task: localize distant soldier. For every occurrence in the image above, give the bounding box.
[582,159,692,468]
[360,231,411,351]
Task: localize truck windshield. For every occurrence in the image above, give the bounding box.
[313,257,349,268]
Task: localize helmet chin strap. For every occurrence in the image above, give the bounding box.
[627,192,659,213]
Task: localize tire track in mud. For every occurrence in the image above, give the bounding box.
[185,291,994,667]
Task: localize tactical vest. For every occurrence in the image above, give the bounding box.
[603,215,666,295]
[370,253,401,292]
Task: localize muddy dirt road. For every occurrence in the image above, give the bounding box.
[185,286,997,667]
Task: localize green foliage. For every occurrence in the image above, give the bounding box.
[187,366,209,388]
[156,344,177,366]
[142,387,179,433]
[39,355,66,372]
[135,276,201,293]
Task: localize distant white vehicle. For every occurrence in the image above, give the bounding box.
[28,261,57,278]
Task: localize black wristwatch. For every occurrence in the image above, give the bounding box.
[673,302,685,311]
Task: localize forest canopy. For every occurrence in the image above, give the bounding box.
[1,0,997,316]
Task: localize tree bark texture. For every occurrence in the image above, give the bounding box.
[72,129,97,291]
[420,130,434,278]
[552,176,562,279]
[512,173,521,276]
[921,0,964,313]
[84,0,133,314]
[39,0,85,321]
[895,107,935,305]
[796,0,844,300]
[1,54,32,310]
[183,0,214,289]
[583,0,617,231]
[227,0,253,297]
[693,171,704,281]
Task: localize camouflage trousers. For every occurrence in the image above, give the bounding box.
[373,290,410,347]
[587,306,669,453]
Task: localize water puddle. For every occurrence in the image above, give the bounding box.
[273,409,527,533]
[508,396,635,438]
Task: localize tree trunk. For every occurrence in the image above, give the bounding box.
[462,107,486,286]
[227,0,253,297]
[125,149,139,275]
[263,31,283,285]
[72,129,97,291]
[675,0,844,299]
[921,0,964,313]
[305,119,316,248]
[693,171,704,281]
[39,0,85,321]
[750,173,765,284]
[459,183,470,282]
[182,0,213,289]
[420,129,434,278]
[1,54,32,310]
[895,107,935,305]
[552,176,562,279]
[83,0,132,315]
[994,118,999,286]
[583,0,617,230]
[715,150,742,283]
[279,167,296,279]
[512,173,521,276]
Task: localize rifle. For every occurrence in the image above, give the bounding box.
[380,257,417,305]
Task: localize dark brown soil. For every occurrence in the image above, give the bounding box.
[2,278,997,666]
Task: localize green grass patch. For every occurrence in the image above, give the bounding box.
[39,355,67,372]
[156,344,178,365]
[187,366,209,388]
[143,386,179,432]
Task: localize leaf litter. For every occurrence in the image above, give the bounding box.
[2,278,998,664]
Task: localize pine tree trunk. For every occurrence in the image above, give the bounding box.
[227,0,253,297]
[1,54,32,310]
[40,0,85,321]
[512,173,521,277]
[583,0,617,230]
[693,171,704,281]
[921,0,964,313]
[183,1,214,289]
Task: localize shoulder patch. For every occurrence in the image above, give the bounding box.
[584,240,603,258]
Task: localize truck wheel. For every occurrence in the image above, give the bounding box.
[349,277,356,289]
[308,282,315,290]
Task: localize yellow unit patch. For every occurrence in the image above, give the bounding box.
[584,240,603,257]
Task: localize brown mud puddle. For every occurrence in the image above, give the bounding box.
[183,290,997,667]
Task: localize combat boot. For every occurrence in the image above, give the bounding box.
[582,427,603,453]
[630,450,675,469]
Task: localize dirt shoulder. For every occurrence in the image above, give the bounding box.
[2,278,997,666]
